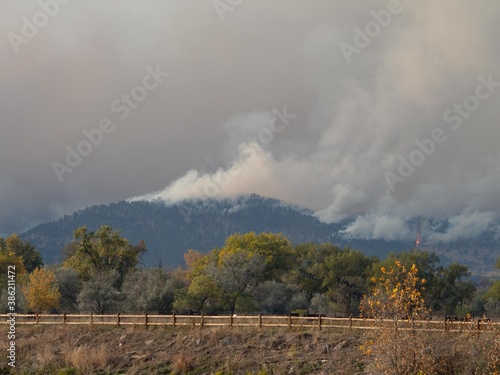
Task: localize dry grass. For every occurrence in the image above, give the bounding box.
[361,329,500,375]
[8,324,500,374]
[34,344,59,367]
[64,344,111,372]
[171,353,194,374]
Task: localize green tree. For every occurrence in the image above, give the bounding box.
[320,247,377,315]
[287,243,377,315]
[222,232,293,280]
[173,250,222,313]
[207,249,266,314]
[64,225,146,287]
[175,232,293,314]
[483,258,500,315]
[0,234,42,274]
[483,281,500,315]
[285,243,333,300]
[173,274,221,313]
[431,263,476,315]
[54,267,82,312]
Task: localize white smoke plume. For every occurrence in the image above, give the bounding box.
[2,0,499,243]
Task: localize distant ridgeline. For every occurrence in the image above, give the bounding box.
[21,195,499,274]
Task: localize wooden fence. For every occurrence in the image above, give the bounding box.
[1,314,499,333]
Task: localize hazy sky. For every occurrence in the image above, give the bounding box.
[1,0,500,241]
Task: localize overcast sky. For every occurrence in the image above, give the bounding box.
[1,0,499,241]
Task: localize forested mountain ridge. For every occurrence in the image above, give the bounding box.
[21,195,409,267]
[21,195,500,274]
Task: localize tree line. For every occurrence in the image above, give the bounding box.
[1,226,499,317]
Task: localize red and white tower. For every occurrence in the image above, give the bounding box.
[415,218,421,248]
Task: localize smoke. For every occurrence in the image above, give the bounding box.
[2,0,500,243]
[131,0,500,242]
[428,211,499,243]
[341,214,413,241]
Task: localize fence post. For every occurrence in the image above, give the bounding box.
[230,314,233,328]
[36,312,39,325]
[200,314,204,329]
[259,313,262,329]
[173,314,176,327]
[63,313,67,325]
[444,316,447,331]
[349,315,352,331]
[318,315,322,331]
[90,313,93,326]
[288,314,292,329]
[117,313,121,327]
[145,313,148,330]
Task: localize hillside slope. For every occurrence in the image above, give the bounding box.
[11,325,364,374]
[21,195,409,267]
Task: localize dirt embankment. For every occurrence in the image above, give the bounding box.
[5,325,364,374]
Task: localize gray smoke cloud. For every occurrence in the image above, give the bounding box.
[2,0,500,242]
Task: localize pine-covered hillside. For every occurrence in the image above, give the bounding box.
[21,195,410,267]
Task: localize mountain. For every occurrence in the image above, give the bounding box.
[21,195,500,275]
[21,195,410,267]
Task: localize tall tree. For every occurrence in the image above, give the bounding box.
[361,260,429,320]
[222,232,293,281]
[320,246,378,315]
[175,232,290,314]
[0,234,43,273]
[482,257,500,315]
[285,243,333,300]
[54,267,82,312]
[121,268,185,313]
[207,249,266,314]
[22,268,61,313]
[287,243,377,315]
[430,263,475,315]
[77,270,122,314]
[174,274,221,313]
[64,225,146,287]
[375,249,475,315]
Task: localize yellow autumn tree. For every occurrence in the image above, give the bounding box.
[22,268,61,313]
[360,260,434,375]
[361,260,429,320]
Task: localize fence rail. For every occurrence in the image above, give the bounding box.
[1,314,499,333]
